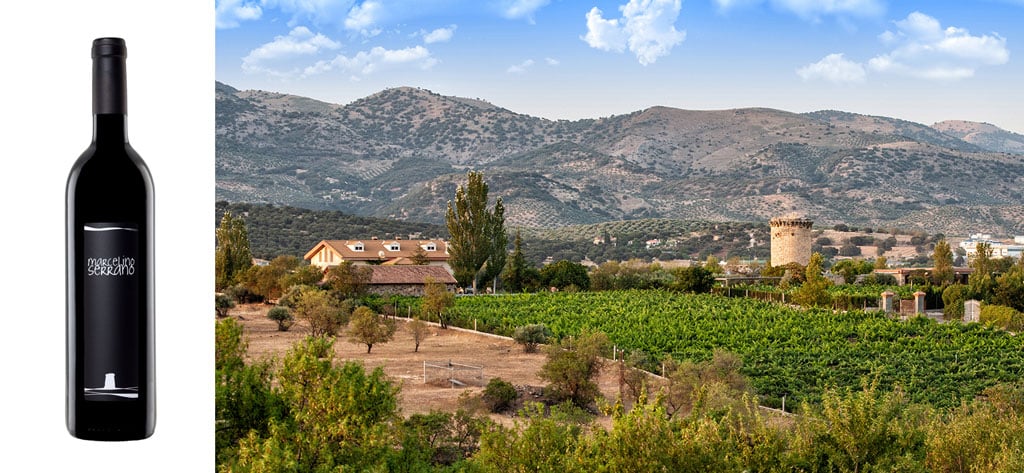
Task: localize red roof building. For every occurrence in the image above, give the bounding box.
[304,239,449,270]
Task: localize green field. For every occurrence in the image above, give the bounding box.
[446,290,1024,409]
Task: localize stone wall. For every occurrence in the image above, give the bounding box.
[769,217,813,266]
[366,283,458,297]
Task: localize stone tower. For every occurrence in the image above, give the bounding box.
[770,217,814,266]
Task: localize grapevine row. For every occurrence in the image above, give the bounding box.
[446,290,1023,408]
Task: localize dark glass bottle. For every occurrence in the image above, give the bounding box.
[66,37,155,440]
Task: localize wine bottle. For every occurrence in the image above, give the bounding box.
[66,37,155,440]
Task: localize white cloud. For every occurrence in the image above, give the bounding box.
[242,26,342,78]
[215,0,263,29]
[892,10,941,41]
[867,11,1009,80]
[583,7,628,53]
[507,59,535,74]
[582,0,686,66]
[713,0,884,20]
[506,57,561,73]
[796,53,866,83]
[423,25,457,44]
[498,0,552,21]
[344,1,383,35]
[305,45,437,77]
[878,30,897,44]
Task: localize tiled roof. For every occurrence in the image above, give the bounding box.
[304,239,448,262]
[368,265,458,285]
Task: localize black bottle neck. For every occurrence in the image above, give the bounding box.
[93,114,128,144]
[91,38,129,144]
[92,38,127,115]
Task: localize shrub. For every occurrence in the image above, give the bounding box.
[942,284,970,319]
[215,293,235,318]
[839,243,862,257]
[408,317,429,353]
[858,273,897,286]
[513,324,551,353]
[293,287,348,337]
[539,260,590,291]
[670,266,714,293]
[482,378,517,413]
[267,306,294,332]
[539,331,609,408]
[225,283,259,304]
[348,306,397,353]
[278,284,311,309]
[793,277,832,308]
[980,305,1024,332]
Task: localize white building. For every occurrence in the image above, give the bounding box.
[959,234,1024,260]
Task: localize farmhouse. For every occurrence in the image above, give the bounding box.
[304,238,449,270]
[366,266,458,296]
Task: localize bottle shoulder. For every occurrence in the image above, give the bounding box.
[67,142,153,199]
[70,143,150,173]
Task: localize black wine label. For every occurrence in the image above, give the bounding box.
[83,223,139,401]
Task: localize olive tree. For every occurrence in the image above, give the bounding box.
[348,306,396,354]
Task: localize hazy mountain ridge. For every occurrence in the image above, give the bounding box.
[932,120,1024,154]
[216,82,1024,235]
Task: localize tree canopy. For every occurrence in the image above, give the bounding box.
[215,212,253,290]
[445,171,507,291]
[932,239,954,285]
[503,229,538,293]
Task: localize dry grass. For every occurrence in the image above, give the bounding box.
[226,304,624,422]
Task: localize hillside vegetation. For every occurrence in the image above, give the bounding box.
[215,201,773,263]
[215,201,446,259]
[216,82,1024,235]
[933,119,1024,154]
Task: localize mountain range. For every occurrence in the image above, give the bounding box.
[216,81,1024,235]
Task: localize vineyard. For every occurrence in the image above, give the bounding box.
[712,283,946,310]
[446,290,1024,409]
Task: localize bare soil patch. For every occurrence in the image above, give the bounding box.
[226,304,624,422]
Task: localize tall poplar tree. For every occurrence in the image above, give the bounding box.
[932,239,954,285]
[503,229,530,293]
[970,242,994,278]
[482,197,507,291]
[445,171,506,292]
[969,242,996,300]
[215,212,252,290]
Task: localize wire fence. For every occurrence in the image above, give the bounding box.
[423,360,484,388]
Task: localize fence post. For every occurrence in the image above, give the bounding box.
[881,291,895,313]
[913,291,926,314]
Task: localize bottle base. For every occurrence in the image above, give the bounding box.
[68,425,154,442]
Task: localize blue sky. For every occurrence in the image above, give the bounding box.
[216,0,1024,133]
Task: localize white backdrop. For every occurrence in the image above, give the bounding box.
[0,1,213,469]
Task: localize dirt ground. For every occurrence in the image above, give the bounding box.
[227,304,624,423]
